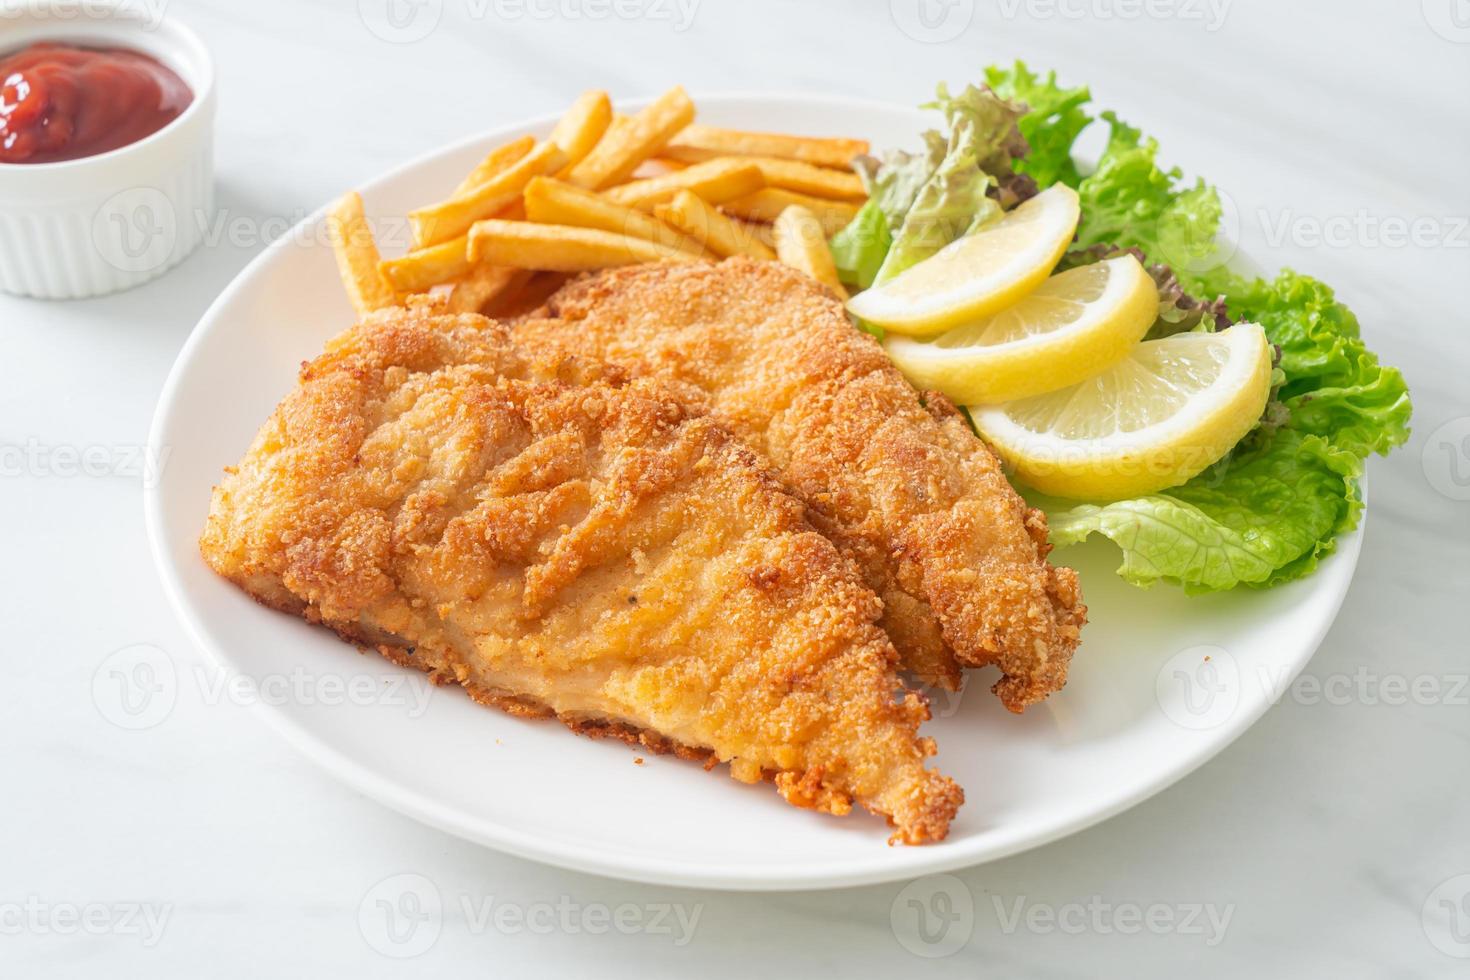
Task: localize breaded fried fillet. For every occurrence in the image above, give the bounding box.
[515,259,1085,708]
[200,308,961,843]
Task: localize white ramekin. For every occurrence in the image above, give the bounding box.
[0,8,216,299]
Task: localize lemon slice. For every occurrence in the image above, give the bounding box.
[845,183,1080,337]
[971,323,1274,500]
[884,254,1157,404]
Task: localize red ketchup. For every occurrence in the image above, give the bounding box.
[0,42,193,164]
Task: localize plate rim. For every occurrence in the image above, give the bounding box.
[145,92,1364,891]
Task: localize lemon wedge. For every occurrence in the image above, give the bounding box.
[971,323,1274,500]
[884,254,1158,404]
[845,183,1080,337]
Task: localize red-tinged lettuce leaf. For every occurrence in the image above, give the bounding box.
[1057,244,1232,338]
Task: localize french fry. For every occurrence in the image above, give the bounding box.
[548,90,613,169]
[663,125,869,170]
[453,135,536,197]
[325,191,398,314]
[638,158,690,177]
[524,177,709,258]
[447,264,531,314]
[559,114,628,180]
[722,188,859,235]
[563,86,695,190]
[655,189,775,260]
[467,219,695,271]
[378,236,472,293]
[410,140,567,247]
[741,157,866,201]
[773,205,848,299]
[602,158,764,212]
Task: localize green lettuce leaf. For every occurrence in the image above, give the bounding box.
[873,86,1020,283]
[853,130,947,232]
[1046,267,1411,591]
[831,130,945,290]
[828,200,891,290]
[1045,429,1361,592]
[924,83,1029,179]
[984,62,1093,189]
[982,62,1412,590]
[830,78,1037,288]
[1074,112,1226,276]
[1209,269,1413,460]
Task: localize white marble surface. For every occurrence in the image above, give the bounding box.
[3,0,1468,974]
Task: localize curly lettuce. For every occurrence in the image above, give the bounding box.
[831,63,1411,591]
[984,62,1091,189]
[873,85,1023,283]
[1045,429,1361,592]
[1000,62,1413,590]
[827,201,891,292]
[1045,267,1408,591]
[830,83,1028,288]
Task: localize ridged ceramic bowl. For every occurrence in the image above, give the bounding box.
[0,8,215,299]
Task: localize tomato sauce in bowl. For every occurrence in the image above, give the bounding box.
[0,42,193,165]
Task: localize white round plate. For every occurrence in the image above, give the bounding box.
[146,95,1361,891]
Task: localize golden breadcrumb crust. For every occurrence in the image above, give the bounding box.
[201,307,961,843]
[516,259,1086,708]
